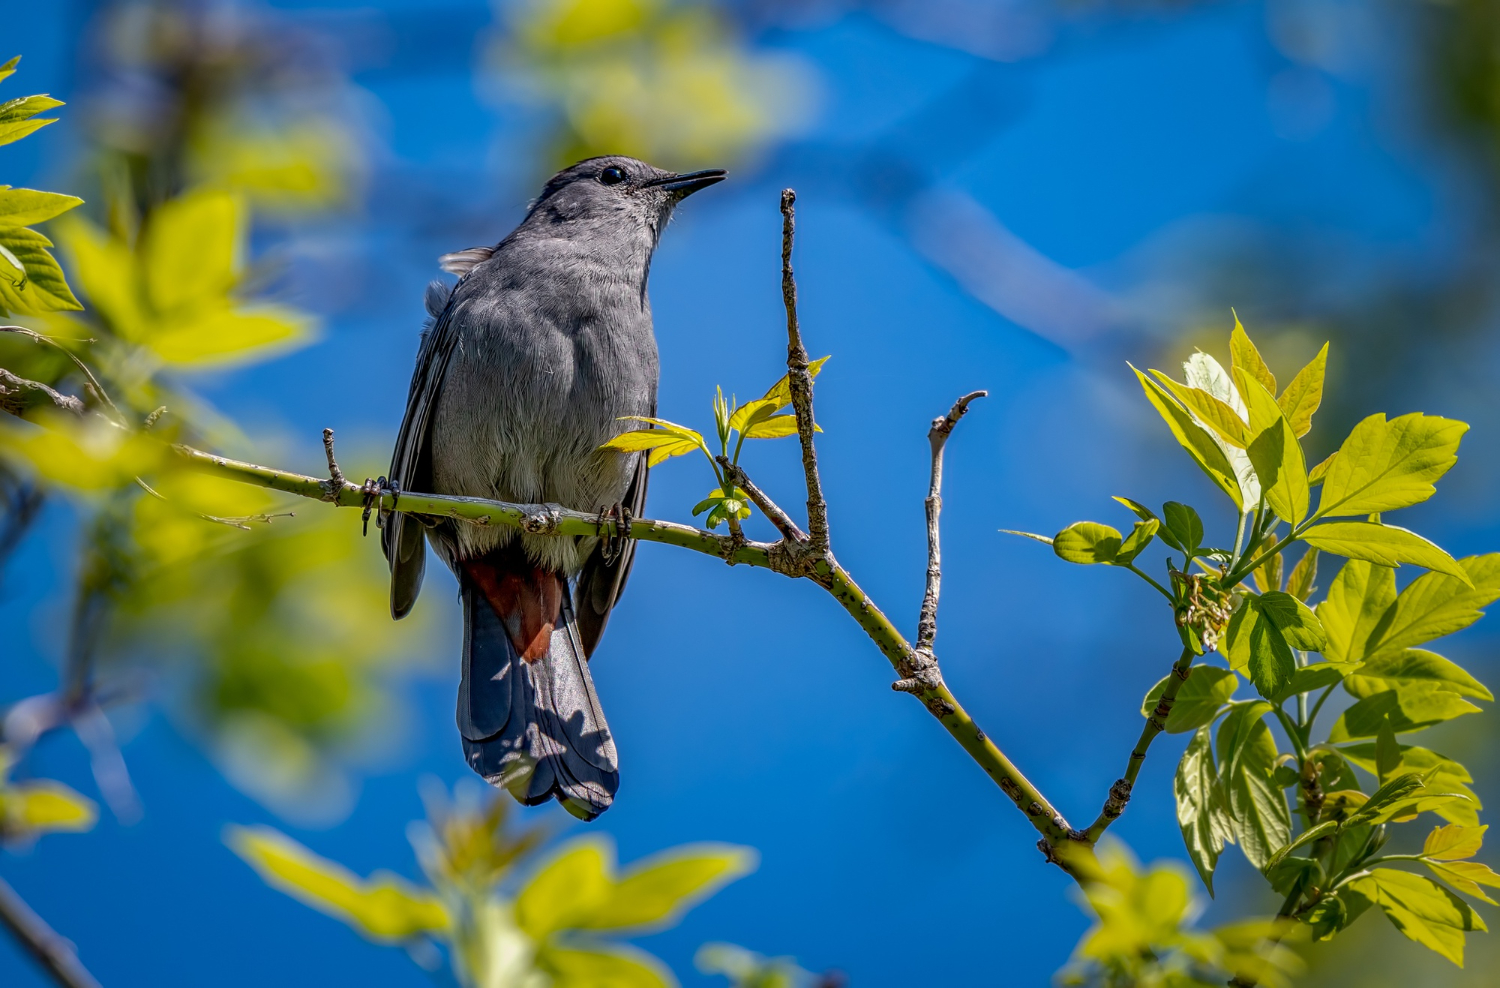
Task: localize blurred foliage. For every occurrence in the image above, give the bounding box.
[490,0,815,169]
[230,782,757,988]
[1012,320,1499,975]
[0,746,97,843]
[695,941,830,988]
[1059,840,1302,988]
[81,0,369,213]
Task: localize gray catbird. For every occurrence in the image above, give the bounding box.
[382,156,725,820]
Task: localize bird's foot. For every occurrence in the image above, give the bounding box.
[598,502,633,563]
[361,476,400,536]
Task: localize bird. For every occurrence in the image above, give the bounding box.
[381,156,725,820]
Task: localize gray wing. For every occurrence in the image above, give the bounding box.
[573,450,649,658]
[382,281,463,619]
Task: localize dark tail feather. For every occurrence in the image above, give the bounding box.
[458,576,619,820]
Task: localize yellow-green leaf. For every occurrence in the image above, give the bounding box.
[575,843,756,933]
[1348,868,1485,966]
[1344,649,1493,702]
[1053,521,1122,564]
[1286,547,1318,602]
[1175,725,1233,894]
[1424,824,1486,862]
[647,439,701,466]
[742,413,809,439]
[1132,366,1243,509]
[56,217,145,333]
[1308,450,1336,486]
[1328,686,1481,741]
[758,355,829,410]
[1360,555,1500,664]
[1426,861,1500,906]
[1149,369,1250,448]
[1230,316,1276,396]
[1142,665,1238,734]
[0,780,97,835]
[226,824,449,942]
[1316,558,1396,665]
[0,226,81,315]
[1317,413,1468,518]
[1340,743,1481,827]
[537,945,672,988]
[146,306,311,367]
[1237,370,1308,527]
[1276,342,1327,438]
[0,188,83,227]
[140,187,244,314]
[601,430,702,453]
[515,836,613,939]
[727,397,778,433]
[1300,522,1469,584]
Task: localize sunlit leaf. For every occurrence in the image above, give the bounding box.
[226,824,449,942]
[1286,548,1319,602]
[1114,518,1159,565]
[140,187,244,315]
[1215,701,1290,870]
[1360,555,1500,663]
[1230,316,1277,397]
[1268,662,1343,705]
[757,355,829,411]
[1162,501,1204,556]
[1345,649,1492,702]
[537,944,672,988]
[1347,868,1486,966]
[742,413,810,439]
[1053,521,1121,564]
[1181,353,1261,510]
[727,397,779,433]
[1149,369,1250,448]
[1300,522,1469,584]
[1143,665,1238,734]
[574,843,757,933]
[0,187,83,227]
[1224,596,1298,700]
[1132,366,1244,510]
[1341,743,1481,827]
[145,305,311,367]
[1424,823,1486,862]
[1308,450,1336,486]
[55,216,145,334]
[1317,413,1467,518]
[1276,342,1327,438]
[1317,559,1396,665]
[1328,686,1481,741]
[1426,861,1500,906]
[515,836,613,939]
[1237,371,1308,528]
[0,225,81,315]
[0,780,98,835]
[1175,725,1234,894]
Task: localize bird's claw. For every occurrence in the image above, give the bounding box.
[361,476,399,536]
[598,502,632,563]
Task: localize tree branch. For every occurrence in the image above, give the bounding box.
[779,190,830,553]
[916,391,986,652]
[717,457,806,543]
[1082,646,1196,841]
[0,876,102,988]
[0,368,85,420]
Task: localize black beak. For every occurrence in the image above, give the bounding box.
[645,168,727,196]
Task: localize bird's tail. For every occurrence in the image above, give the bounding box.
[457,547,619,820]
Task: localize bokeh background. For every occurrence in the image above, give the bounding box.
[4,0,1500,984]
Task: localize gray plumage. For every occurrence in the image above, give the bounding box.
[382,156,725,819]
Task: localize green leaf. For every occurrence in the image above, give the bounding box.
[1300,522,1470,584]
[1000,529,1053,546]
[757,355,829,411]
[1112,496,1157,523]
[0,56,18,84]
[225,825,448,942]
[1114,518,1159,565]
[573,843,757,933]
[1286,547,1319,602]
[1328,687,1482,741]
[1162,501,1204,556]
[1264,819,1338,872]
[1316,413,1468,518]
[1052,521,1121,564]
[515,837,613,939]
[140,187,243,314]
[1224,596,1299,700]
[1341,744,1481,827]
[1175,725,1234,894]
[55,216,144,333]
[742,413,808,439]
[1426,860,1500,906]
[1317,559,1397,665]
[1351,772,1427,825]
[1347,868,1486,966]
[0,116,52,147]
[0,188,82,227]
[1423,823,1486,861]
[1375,718,1402,783]
[1268,662,1344,704]
[1360,555,1500,663]
[1276,342,1328,438]
[0,780,98,835]
[1237,371,1309,527]
[1308,450,1337,486]
[1149,369,1251,447]
[0,93,63,124]
[0,225,81,315]
[537,945,672,988]
[1132,366,1244,510]
[1181,353,1262,510]
[1215,701,1291,870]
[146,305,310,367]
[1143,665,1238,734]
[727,397,779,433]
[1345,649,1492,702]
[1257,590,1329,652]
[1230,316,1277,397]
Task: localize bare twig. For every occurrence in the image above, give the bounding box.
[716,457,806,542]
[0,327,121,424]
[0,368,86,420]
[321,427,346,501]
[1083,646,1196,841]
[779,191,830,552]
[0,876,102,988]
[916,391,986,652]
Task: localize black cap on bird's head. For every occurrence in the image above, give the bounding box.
[525,155,727,240]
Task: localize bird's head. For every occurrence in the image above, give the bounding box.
[523,155,727,248]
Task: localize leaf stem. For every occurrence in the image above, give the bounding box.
[1125,563,1174,601]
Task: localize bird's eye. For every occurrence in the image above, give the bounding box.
[599,166,626,186]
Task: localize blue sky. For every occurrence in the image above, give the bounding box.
[6,2,1499,985]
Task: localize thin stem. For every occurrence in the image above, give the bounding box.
[917,390,986,651]
[1229,509,1250,572]
[1272,705,1308,761]
[1083,646,1195,841]
[1361,854,1425,867]
[1125,563,1174,601]
[0,876,102,988]
[1306,683,1337,736]
[717,457,805,542]
[779,190,830,553]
